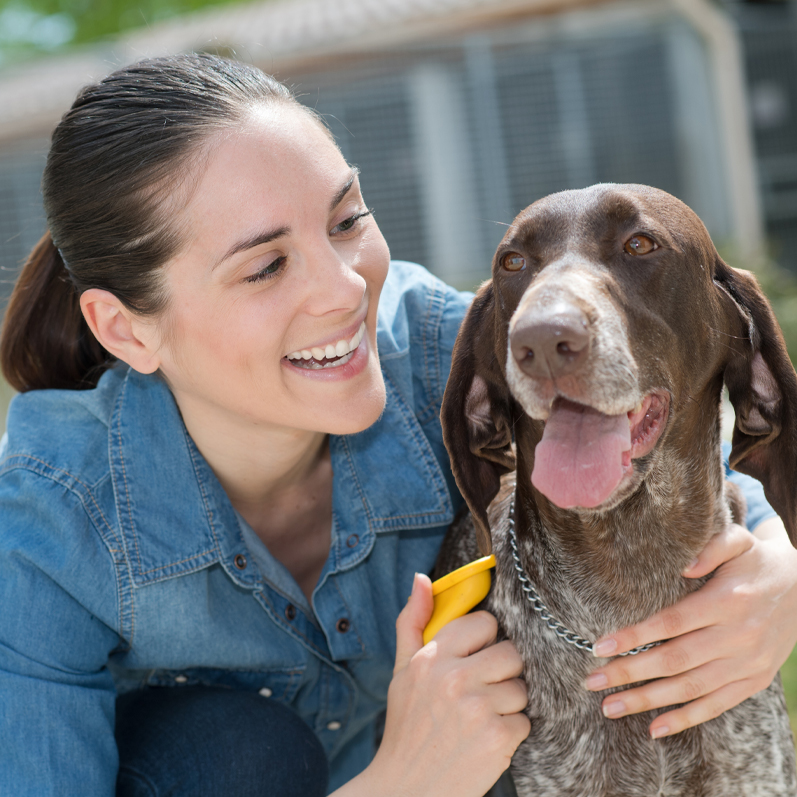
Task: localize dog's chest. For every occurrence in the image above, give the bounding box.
[486,542,797,797]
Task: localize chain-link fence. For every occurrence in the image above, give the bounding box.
[1,2,795,312]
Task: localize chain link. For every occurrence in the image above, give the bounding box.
[506,495,660,658]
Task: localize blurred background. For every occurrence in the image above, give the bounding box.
[1,0,797,730]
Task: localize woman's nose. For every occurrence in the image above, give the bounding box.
[303,245,367,316]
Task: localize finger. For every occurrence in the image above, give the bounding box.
[682,523,754,578]
[587,629,719,691]
[432,610,499,658]
[469,640,525,685]
[592,585,720,658]
[394,573,434,673]
[499,711,533,752]
[487,677,529,716]
[598,656,733,718]
[647,679,759,738]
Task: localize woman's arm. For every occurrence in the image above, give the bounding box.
[331,574,530,797]
[0,471,122,796]
[584,516,797,738]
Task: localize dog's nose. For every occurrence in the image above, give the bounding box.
[511,302,591,379]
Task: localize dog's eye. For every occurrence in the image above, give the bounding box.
[501,252,527,271]
[624,235,659,256]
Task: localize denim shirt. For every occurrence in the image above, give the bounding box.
[0,261,774,796]
[0,262,469,795]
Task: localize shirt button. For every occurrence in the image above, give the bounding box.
[336,618,350,633]
[175,674,188,684]
[346,534,359,548]
[326,721,342,731]
[233,554,247,570]
[285,604,297,621]
[259,687,273,698]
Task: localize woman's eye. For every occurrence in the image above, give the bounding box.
[331,210,372,235]
[624,235,659,256]
[244,256,285,284]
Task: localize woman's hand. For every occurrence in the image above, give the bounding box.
[585,518,797,739]
[335,573,530,797]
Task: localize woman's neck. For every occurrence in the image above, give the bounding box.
[175,392,334,601]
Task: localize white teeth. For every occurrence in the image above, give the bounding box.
[287,322,367,364]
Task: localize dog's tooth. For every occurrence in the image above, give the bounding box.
[349,332,359,349]
[325,344,336,359]
[335,340,348,357]
[311,347,325,360]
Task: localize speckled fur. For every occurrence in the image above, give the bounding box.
[436,185,797,797]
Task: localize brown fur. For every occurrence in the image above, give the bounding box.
[437,185,797,796]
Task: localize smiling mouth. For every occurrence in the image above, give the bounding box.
[285,322,366,370]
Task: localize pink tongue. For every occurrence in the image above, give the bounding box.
[531,401,631,508]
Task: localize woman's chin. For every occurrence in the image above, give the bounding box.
[321,382,387,436]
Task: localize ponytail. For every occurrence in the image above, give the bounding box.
[0,232,111,392]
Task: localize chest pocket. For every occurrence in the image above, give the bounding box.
[146,666,306,704]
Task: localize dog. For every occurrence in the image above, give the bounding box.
[435,184,797,796]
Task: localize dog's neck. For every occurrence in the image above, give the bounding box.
[508,405,730,634]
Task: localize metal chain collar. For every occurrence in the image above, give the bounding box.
[506,495,660,658]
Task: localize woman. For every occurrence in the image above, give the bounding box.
[0,54,795,797]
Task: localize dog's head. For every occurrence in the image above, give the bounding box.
[442,184,797,554]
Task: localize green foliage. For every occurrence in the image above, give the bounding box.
[780,645,797,742]
[0,0,258,64]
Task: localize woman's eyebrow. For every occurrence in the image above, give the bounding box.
[213,168,361,271]
[329,167,361,212]
[215,225,290,269]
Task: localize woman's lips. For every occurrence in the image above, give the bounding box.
[285,321,366,369]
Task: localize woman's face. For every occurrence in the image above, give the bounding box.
[151,105,391,437]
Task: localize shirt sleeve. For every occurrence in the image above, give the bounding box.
[721,440,778,531]
[0,469,122,796]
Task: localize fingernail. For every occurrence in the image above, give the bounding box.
[407,573,419,603]
[585,673,608,690]
[602,700,625,718]
[682,558,699,573]
[592,638,617,657]
[650,725,669,739]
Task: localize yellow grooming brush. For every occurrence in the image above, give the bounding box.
[423,555,497,644]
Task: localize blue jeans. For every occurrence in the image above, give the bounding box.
[115,687,329,796]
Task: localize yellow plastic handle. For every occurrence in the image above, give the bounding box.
[422,555,497,644]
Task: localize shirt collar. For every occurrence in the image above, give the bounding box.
[110,367,453,586]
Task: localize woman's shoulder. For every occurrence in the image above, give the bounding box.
[377,261,473,358]
[0,365,128,485]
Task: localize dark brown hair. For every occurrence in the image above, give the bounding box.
[1,54,314,392]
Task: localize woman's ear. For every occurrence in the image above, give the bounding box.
[80,289,162,375]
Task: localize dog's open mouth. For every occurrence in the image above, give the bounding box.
[531,392,669,509]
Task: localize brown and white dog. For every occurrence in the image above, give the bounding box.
[435,184,797,796]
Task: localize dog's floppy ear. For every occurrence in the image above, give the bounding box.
[715,259,797,542]
[441,282,515,556]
